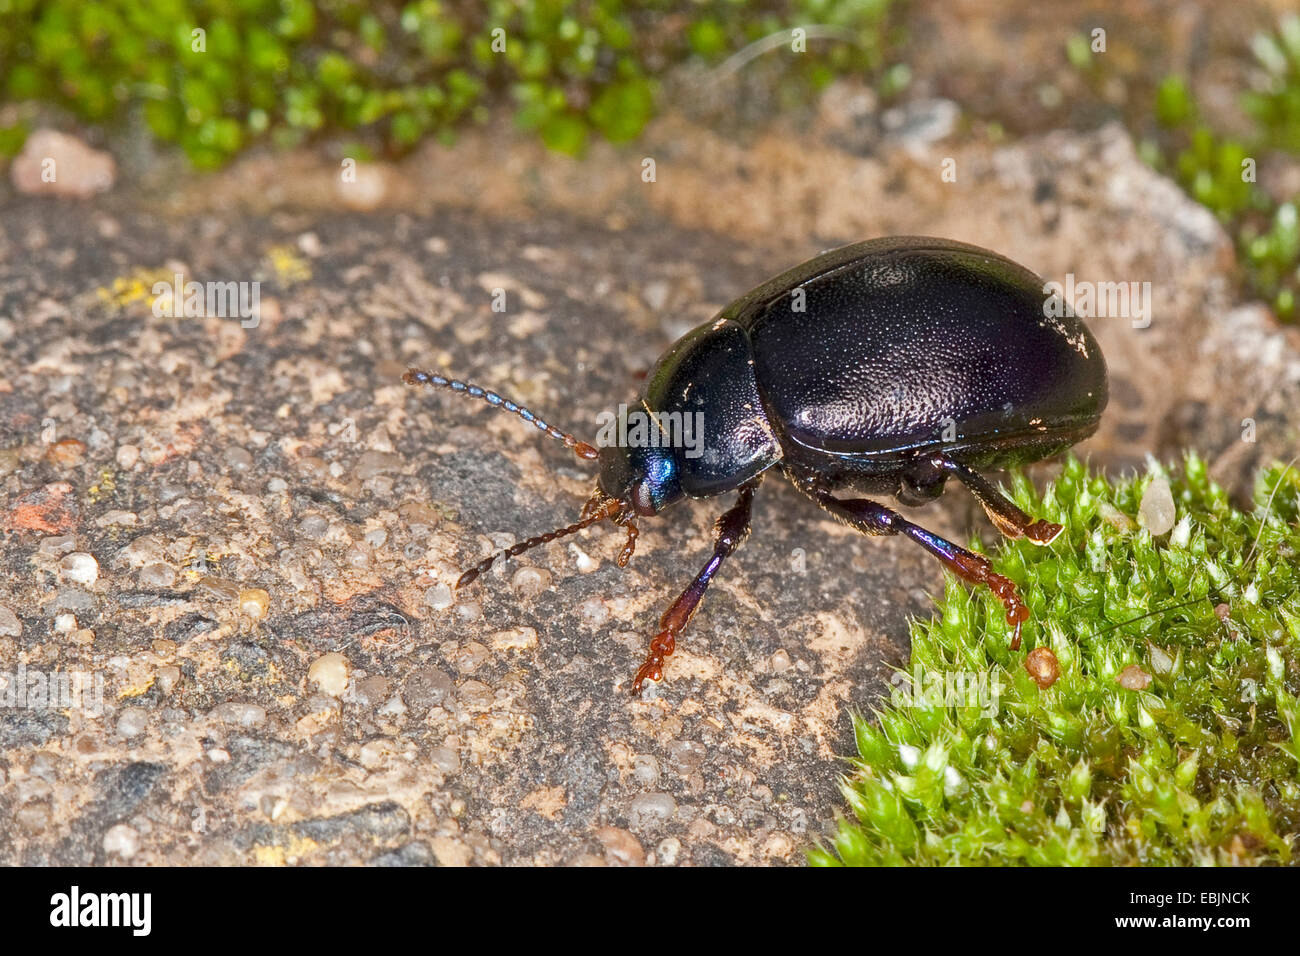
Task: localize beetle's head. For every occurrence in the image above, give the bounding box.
[404,369,672,588]
[596,437,685,517]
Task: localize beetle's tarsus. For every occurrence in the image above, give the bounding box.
[629,484,756,695]
[931,456,1065,547]
[801,483,1035,653]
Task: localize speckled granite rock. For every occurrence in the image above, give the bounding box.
[1,113,1296,866]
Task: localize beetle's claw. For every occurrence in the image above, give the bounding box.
[630,629,675,696]
[1025,519,1064,545]
[630,662,661,696]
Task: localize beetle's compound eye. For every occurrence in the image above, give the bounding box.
[631,480,658,517]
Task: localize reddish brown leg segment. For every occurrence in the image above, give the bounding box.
[801,484,1031,650]
[933,456,1063,545]
[631,482,757,695]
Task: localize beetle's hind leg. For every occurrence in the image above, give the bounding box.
[630,480,758,695]
[799,482,1031,650]
[921,455,1063,545]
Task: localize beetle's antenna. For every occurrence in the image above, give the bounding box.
[456,499,624,588]
[404,368,599,461]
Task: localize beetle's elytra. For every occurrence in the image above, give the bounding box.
[405,236,1109,694]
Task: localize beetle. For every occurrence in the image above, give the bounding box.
[405,236,1108,694]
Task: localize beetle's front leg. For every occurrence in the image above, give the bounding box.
[915,455,1063,545]
[802,485,1031,650]
[630,481,757,695]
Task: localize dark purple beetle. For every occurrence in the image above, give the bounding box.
[406,237,1108,693]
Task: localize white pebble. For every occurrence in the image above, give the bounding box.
[424,583,453,609]
[116,445,141,469]
[116,706,147,738]
[103,823,140,859]
[309,652,350,697]
[59,552,99,585]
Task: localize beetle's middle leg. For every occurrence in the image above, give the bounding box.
[799,482,1031,650]
[630,481,758,695]
[908,454,1063,545]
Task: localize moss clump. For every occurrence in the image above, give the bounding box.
[0,0,900,166]
[811,455,1300,866]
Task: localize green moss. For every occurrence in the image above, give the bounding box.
[812,455,1300,866]
[1243,14,1300,155]
[0,0,902,165]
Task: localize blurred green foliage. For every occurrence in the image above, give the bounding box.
[813,455,1300,866]
[1244,13,1300,154]
[1112,17,1300,323]
[0,0,899,165]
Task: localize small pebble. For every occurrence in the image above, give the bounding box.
[403,667,453,710]
[632,755,661,787]
[103,824,140,859]
[452,643,491,675]
[298,515,328,539]
[360,739,397,769]
[510,566,551,598]
[308,652,350,697]
[1118,664,1152,690]
[59,552,99,586]
[238,587,270,619]
[210,702,267,728]
[198,577,240,601]
[424,583,454,610]
[116,706,147,738]
[656,837,681,866]
[456,680,494,713]
[12,129,115,197]
[428,746,461,775]
[356,450,403,480]
[1138,475,1176,535]
[769,648,792,673]
[490,627,537,653]
[629,792,677,829]
[0,605,20,637]
[115,444,140,469]
[570,544,598,573]
[46,438,87,467]
[1024,646,1060,689]
[55,587,95,612]
[138,562,176,587]
[39,535,77,556]
[156,665,181,695]
[364,528,388,549]
[16,803,50,835]
[595,826,645,867]
[54,613,76,633]
[224,446,254,472]
[576,596,609,627]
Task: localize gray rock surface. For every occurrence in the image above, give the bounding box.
[1,113,1297,866]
